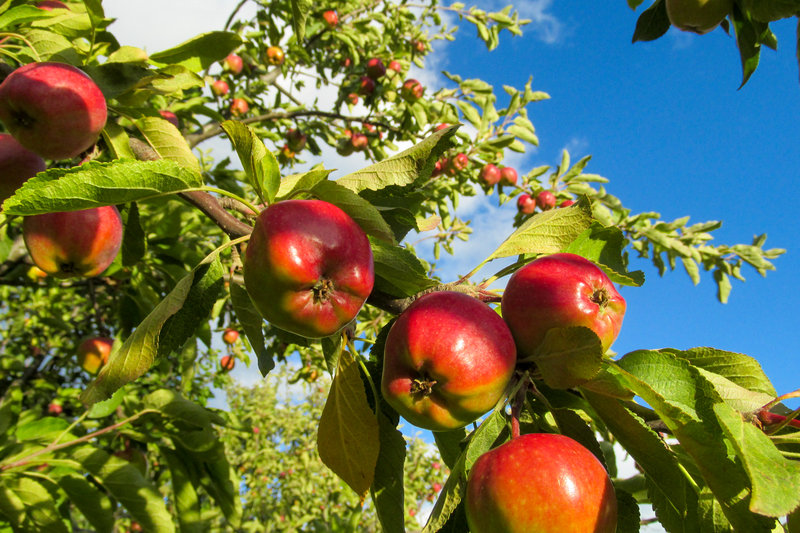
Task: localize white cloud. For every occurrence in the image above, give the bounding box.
[506,0,565,45]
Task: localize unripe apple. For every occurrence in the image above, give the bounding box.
[286,129,307,152]
[479,163,502,186]
[351,132,368,152]
[499,167,517,186]
[159,110,179,128]
[47,402,63,415]
[0,133,46,204]
[466,433,617,533]
[223,54,243,75]
[266,46,285,66]
[223,328,239,345]
[388,60,402,72]
[346,93,359,105]
[358,76,375,96]
[77,337,113,375]
[220,355,235,372]
[559,199,575,208]
[322,10,339,28]
[23,206,123,279]
[381,291,517,431]
[243,200,375,338]
[665,0,732,34]
[400,79,424,101]
[365,58,386,79]
[516,193,536,214]
[501,253,626,356]
[0,62,107,160]
[536,190,556,211]
[230,98,249,117]
[211,79,229,96]
[114,448,148,477]
[36,0,69,10]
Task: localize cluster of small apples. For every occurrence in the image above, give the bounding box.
[665,0,733,35]
[516,190,575,215]
[380,253,626,533]
[478,163,519,191]
[336,127,372,156]
[220,328,239,372]
[215,53,250,118]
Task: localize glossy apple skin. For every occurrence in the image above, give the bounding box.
[36,0,69,10]
[516,193,536,214]
[223,54,243,74]
[480,164,502,186]
[323,10,339,28]
[381,291,517,431]
[466,433,617,533]
[23,206,123,279]
[266,46,285,66]
[559,199,575,208]
[0,134,46,204]
[77,337,113,374]
[222,328,239,345]
[501,253,626,356]
[230,98,249,117]
[220,355,236,372]
[499,167,517,186]
[358,76,375,95]
[0,62,107,160]
[244,200,374,338]
[536,190,556,211]
[388,60,402,72]
[401,79,424,101]
[666,0,732,34]
[366,58,386,79]
[159,110,179,128]
[211,79,229,96]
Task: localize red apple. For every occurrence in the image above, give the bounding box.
[279,144,295,160]
[434,123,450,132]
[0,133,46,204]
[77,337,113,374]
[479,164,501,186]
[223,54,243,74]
[346,93,359,105]
[266,46,285,66]
[286,129,307,152]
[323,10,339,28]
[220,355,236,372]
[412,40,426,53]
[432,462,441,470]
[351,132,368,152]
[253,427,260,434]
[23,206,123,279]
[47,402,63,415]
[211,79,229,96]
[501,253,626,356]
[130,523,142,533]
[381,291,517,431]
[36,0,69,10]
[341,57,352,68]
[365,58,386,79]
[450,152,469,172]
[27,265,47,281]
[466,433,617,533]
[409,509,417,517]
[400,79,424,101]
[516,193,536,214]
[222,328,239,345]
[243,200,375,338]
[431,159,444,177]
[0,62,107,160]
[433,482,442,492]
[536,190,556,211]
[230,98,249,117]
[159,110,179,128]
[559,199,575,208]
[388,60,402,72]
[358,76,375,96]
[499,167,517,186]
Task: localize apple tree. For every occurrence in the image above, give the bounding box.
[0,0,797,532]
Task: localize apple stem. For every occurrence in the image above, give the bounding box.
[758,409,800,434]
[510,385,526,440]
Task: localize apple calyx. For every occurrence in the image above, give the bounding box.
[410,377,437,396]
[312,278,335,303]
[590,286,610,308]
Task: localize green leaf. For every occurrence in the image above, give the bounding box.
[564,221,645,286]
[632,0,671,42]
[317,346,380,499]
[370,410,406,533]
[337,126,459,193]
[122,202,147,267]
[312,180,396,244]
[87,386,126,419]
[527,327,604,389]
[81,253,223,405]
[146,65,204,95]
[143,390,211,429]
[739,0,800,23]
[135,116,200,172]
[732,4,767,88]
[290,0,311,41]
[230,283,274,377]
[161,448,205,533]
[107,45,149,64]
[551,408,607,468]
[456,101,482,129]
[16,416,71,442]
[23,29,81,64]
[321,334,343,377]
[714,268,732,304]
[5,476,67,533]
[194,442,242,528]
[82,63,153,99]
[484,195,593,263]
[433,428,467,470]
[102,122,136,160]
[51,470,115,533]
[0,477,28,530]
[220,120,280,204]
[149,31,244,72]
[615,489,642,533]
[507,124,539,146]
[714,402,800,517]
[675,347,776,397]
[276,168,332,201]
[0,6,53,30]
[2,159,204,216]
[370,237,437,298]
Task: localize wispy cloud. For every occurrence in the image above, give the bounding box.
[507,0,565,45]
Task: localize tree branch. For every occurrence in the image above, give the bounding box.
[366,282,501,315]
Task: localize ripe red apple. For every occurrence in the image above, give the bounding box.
[220,355,235,372]
[351,132,368,152]
[47,402,63,415]
[466,433,617,533]
[0,133,46,204]
[381,291,517,431]
[388,60,402,72]
[400,79,424,101]
[365,58,386,79]
[77,337,113,374]
[0,62,107,160]
[253,427,260,434]
[230,98,249,117]
[346,93,359,105]
[409,509,417,517]
[499,167,517,186]
[222,328,239,345]
[559,199,575,208]
[243,200,375,338]
[223,54,243,74]
[23,206,123,279]
[36,0,69,9]
[434,123,450,132]
[323,10,339,28]
[159,110,179,128]
[130,523,142,533]
[286,129,307,152]
[665,0,732,34]
[211,79,229,96]
[501,253,626,356]
[516,193,536,215]
[358,76,375,96]
[341,57,352,68]
[431,159,445,177]
[266,46,285,66]
[479,163,502,186]
[433,482,442,492]
[452,153,469,170]
[536,190,556,211]
[412,40,426,53]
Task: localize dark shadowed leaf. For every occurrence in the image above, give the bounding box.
[528,326,604,389]
[371,410,407,533]
[230,283,274,377]
[632,0,671,42]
